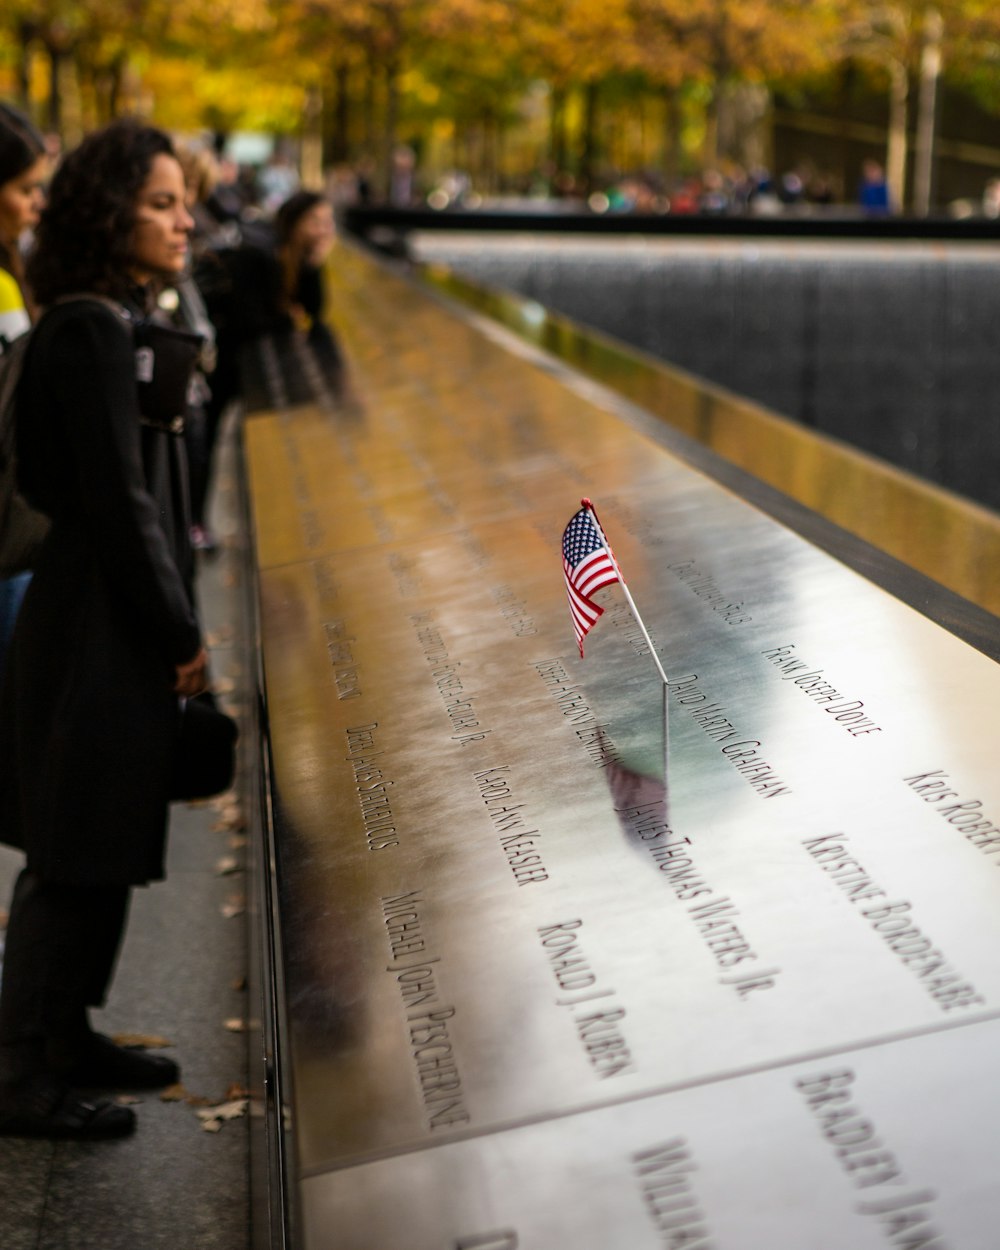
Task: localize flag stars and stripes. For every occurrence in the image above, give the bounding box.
[562,505,620,656]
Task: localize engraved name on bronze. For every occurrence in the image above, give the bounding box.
[631,1138,716,1250]
[381,891,471,1132]
[667,558,752,626]
[904,771,1000,863]
[474,766,549,887]
[426,477,458,520]
[490,583,538,637]
[668,674,791,799]
[605,496,669,549]
[324,619,362,701]
[803,835,985,1011]
[366,502,393,542]
[618,802,710,902]
[346,722,398,850]
[312,561,341,606]
[616,792,781,996]
[387,550,424,600]
[280,424,322,547]
[458,528,493,572]
[410,610,494,745]
[607,598,660,661]
[796,1070,948,1243]
[538,920,635,1079]
[534,658,622,769]
[762,645,883,738]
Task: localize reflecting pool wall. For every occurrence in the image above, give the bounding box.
[409,234,1000,515]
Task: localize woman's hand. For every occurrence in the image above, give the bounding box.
[174,647,208,696]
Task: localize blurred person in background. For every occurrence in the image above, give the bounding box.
[196,187,342,417]
[0,103,48,677]
[859,159,891,216]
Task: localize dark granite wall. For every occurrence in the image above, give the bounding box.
[411,235,1000,512]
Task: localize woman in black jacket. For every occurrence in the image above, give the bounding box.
[0,120,206,1138]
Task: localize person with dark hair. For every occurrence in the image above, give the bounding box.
[273,189,339,384]
[0,103,47,674]
[0,118,207,1138]
[192,187,341,542]
[0,104,44,323]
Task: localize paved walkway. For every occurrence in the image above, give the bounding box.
[0,417,251,1250]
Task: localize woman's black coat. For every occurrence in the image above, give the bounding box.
[0,299,201,885]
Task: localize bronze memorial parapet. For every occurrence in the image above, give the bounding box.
[243,243,1000,1249]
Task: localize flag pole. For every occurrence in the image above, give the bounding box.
[582,498,669,687]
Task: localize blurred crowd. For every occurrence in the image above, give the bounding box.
[337,145,1000,221]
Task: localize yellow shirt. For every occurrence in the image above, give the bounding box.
[0,267,29,345]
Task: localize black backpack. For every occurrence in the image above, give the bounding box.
[0,294,136,578]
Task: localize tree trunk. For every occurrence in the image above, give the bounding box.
[661,87,681,184]
[579,80,599,198]
[362,44,378,161]
[716,83,771,172]
[16,22,36,110]
[702,84,720,169]
[482,110,495,194]
[109,59,124,119]
[58,49,83,146]
[301,85,324,190]
[549,85,567,186]
[913,6,942,216]
[886,58,908,211]
[496,120,506,195]
[382,57,400,202]
[329,60,350,165]
[46,43,63,133]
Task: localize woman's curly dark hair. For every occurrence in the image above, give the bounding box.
[27,118,176,304]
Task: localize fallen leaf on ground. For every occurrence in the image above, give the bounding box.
[159,1083,213,1106]
[115,1094,142,1105]
[215,855,241,876]
[212,803,246,833]
[224,1018,248,1033]
[228,835,248,851]
[198,1098,248,1132]
[225,1083,250,1100]
[221,895,245,919]
[111,1033,173,1050]
[231,976,247,992]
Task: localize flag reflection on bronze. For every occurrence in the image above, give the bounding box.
[561,499,620,656]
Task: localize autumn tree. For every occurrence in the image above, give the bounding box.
[833,1,1000,210]
[627,0,847,173]
[508,0,639,192]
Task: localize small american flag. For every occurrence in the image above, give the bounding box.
[562,501,620,656]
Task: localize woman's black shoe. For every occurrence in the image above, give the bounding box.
[0,1076,136,1139]
[62,1032,180,1091]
